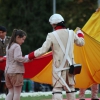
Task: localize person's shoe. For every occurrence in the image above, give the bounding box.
[91,99,99,100]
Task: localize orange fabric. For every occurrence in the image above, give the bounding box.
[1,11,100,89]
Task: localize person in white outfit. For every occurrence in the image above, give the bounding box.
[28,14,85,100]
[79,84,99,100]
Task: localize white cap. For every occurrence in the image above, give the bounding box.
[49,14,64,24]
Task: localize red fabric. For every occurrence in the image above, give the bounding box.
[54,26,65,30]
[58,98,100,100]
[77,33,84,38]
[0,52,53,78]
[28,52,35,60]
[48,98,99,100]
[0,57,6,71]
[24,52,52,78]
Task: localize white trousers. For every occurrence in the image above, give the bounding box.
[52,86,76,100]
[79,84,99,99]
[66,92,76,100]
[52,87,63,100]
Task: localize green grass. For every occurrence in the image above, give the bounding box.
[0,94,100,100]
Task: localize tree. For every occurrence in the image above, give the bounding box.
[0,0,98,55]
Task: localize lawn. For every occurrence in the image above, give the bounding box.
[0,92,100,100]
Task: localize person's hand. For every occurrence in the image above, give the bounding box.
[75,27,80,32]
[24,53,35,60]
[24,55,28,58]
[96,7,100,12]
[0,57,5,62]
[96,8,99,12]
[28,52,35,60]
[76,29,84,38]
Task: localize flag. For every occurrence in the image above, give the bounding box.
[0,11,100,88]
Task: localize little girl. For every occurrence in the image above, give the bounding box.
[5,29,30,100]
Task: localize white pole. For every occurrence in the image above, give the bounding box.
[53,0,56,14]
[98,0,100,7]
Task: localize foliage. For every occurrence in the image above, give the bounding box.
[0,0,98,55]
[57,0,97,29]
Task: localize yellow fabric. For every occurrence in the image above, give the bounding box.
[74,34,100,88]
[31,60,52,84]
[31,11,100,88]
[75,11,100,88]
[82,11,100,42]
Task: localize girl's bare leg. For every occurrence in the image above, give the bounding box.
[5,88,14,100]
[13,86,22,100]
